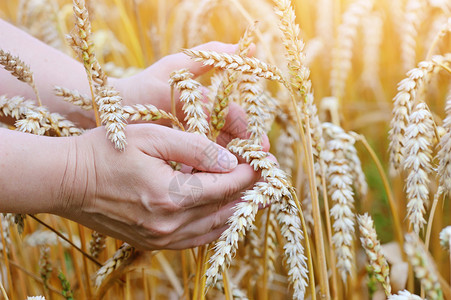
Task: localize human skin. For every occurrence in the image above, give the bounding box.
[0,19,269,250]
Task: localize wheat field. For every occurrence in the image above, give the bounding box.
[0,0,451,299]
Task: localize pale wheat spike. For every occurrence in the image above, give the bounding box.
[404,233,443,300]
[240,75,265,144]
[424,16,449,58]
[0,215,11,254]
[238,22,257,57]
[388,54,451,174]
[401,0,426,72]
[39,246,52,287]
[403,103,434,233]
[54,86,92,110]
[122,104,184,131]
[357,213,391,296]
[437,89,451,194]
[273,194,308,299]
[273,0,325,158]
[169,69,208,136]
[245,224,263,284]
[209,72,236,140]
[260,208,278,282]
[0,95,35,120]
[95,86,127,151]
[330,0,374,99]
[440,226,451,250]
[26,297,46,300]
[70,0,107,86]
[206,139,292,287]
[0,49,42,106]
[89,231,106,259]
[361,12,383,97]
[388,290,424,300]
[183,49,285,82]
[95,243,134,287]
[213,273,249,300]
[188,0,220,47]
[322,127,356,283]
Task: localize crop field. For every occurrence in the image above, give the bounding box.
[0,0,451,299]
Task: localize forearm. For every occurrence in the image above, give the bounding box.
[0,18,102,127]
[0,128,70,214]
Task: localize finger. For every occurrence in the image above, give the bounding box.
[155,42,238,80]
[167,163,259,208]
[135,124,237,172]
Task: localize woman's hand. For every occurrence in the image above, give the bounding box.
[54,124,261,250]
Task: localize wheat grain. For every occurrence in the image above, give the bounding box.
[357,213,391,296]
[95,85,127,151]
[403,102,434,233]
[404,233,443,300]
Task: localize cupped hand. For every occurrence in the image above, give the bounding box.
[113,41,269,151]
[54,124,261,250]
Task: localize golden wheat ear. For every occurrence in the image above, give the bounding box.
[0,49,42,106]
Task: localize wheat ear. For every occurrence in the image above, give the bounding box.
[0,49,42,106]
[357,213,391,296]
[123,104,184,131]
[95,86,127,151]
[437,92,451,194]
[404,233,443,300]
[89,231,106,259]
[169,69,208,136]
[388,54,451,174]
[95,243,134,287]
[183,49,285,82]
[401,0,425,72]
[403,103,434,233]
[388,290,424,300]
[330,0,374,99]
[54,86,92,110]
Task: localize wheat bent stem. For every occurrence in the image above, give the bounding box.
[354,135,403,249]
[425,187,444,249]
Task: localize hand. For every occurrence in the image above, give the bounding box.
[54,124,261,250]
[113,41,269,150]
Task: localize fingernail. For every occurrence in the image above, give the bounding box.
[217,147,238,171]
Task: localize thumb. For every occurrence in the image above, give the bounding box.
[141,125,238,172]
